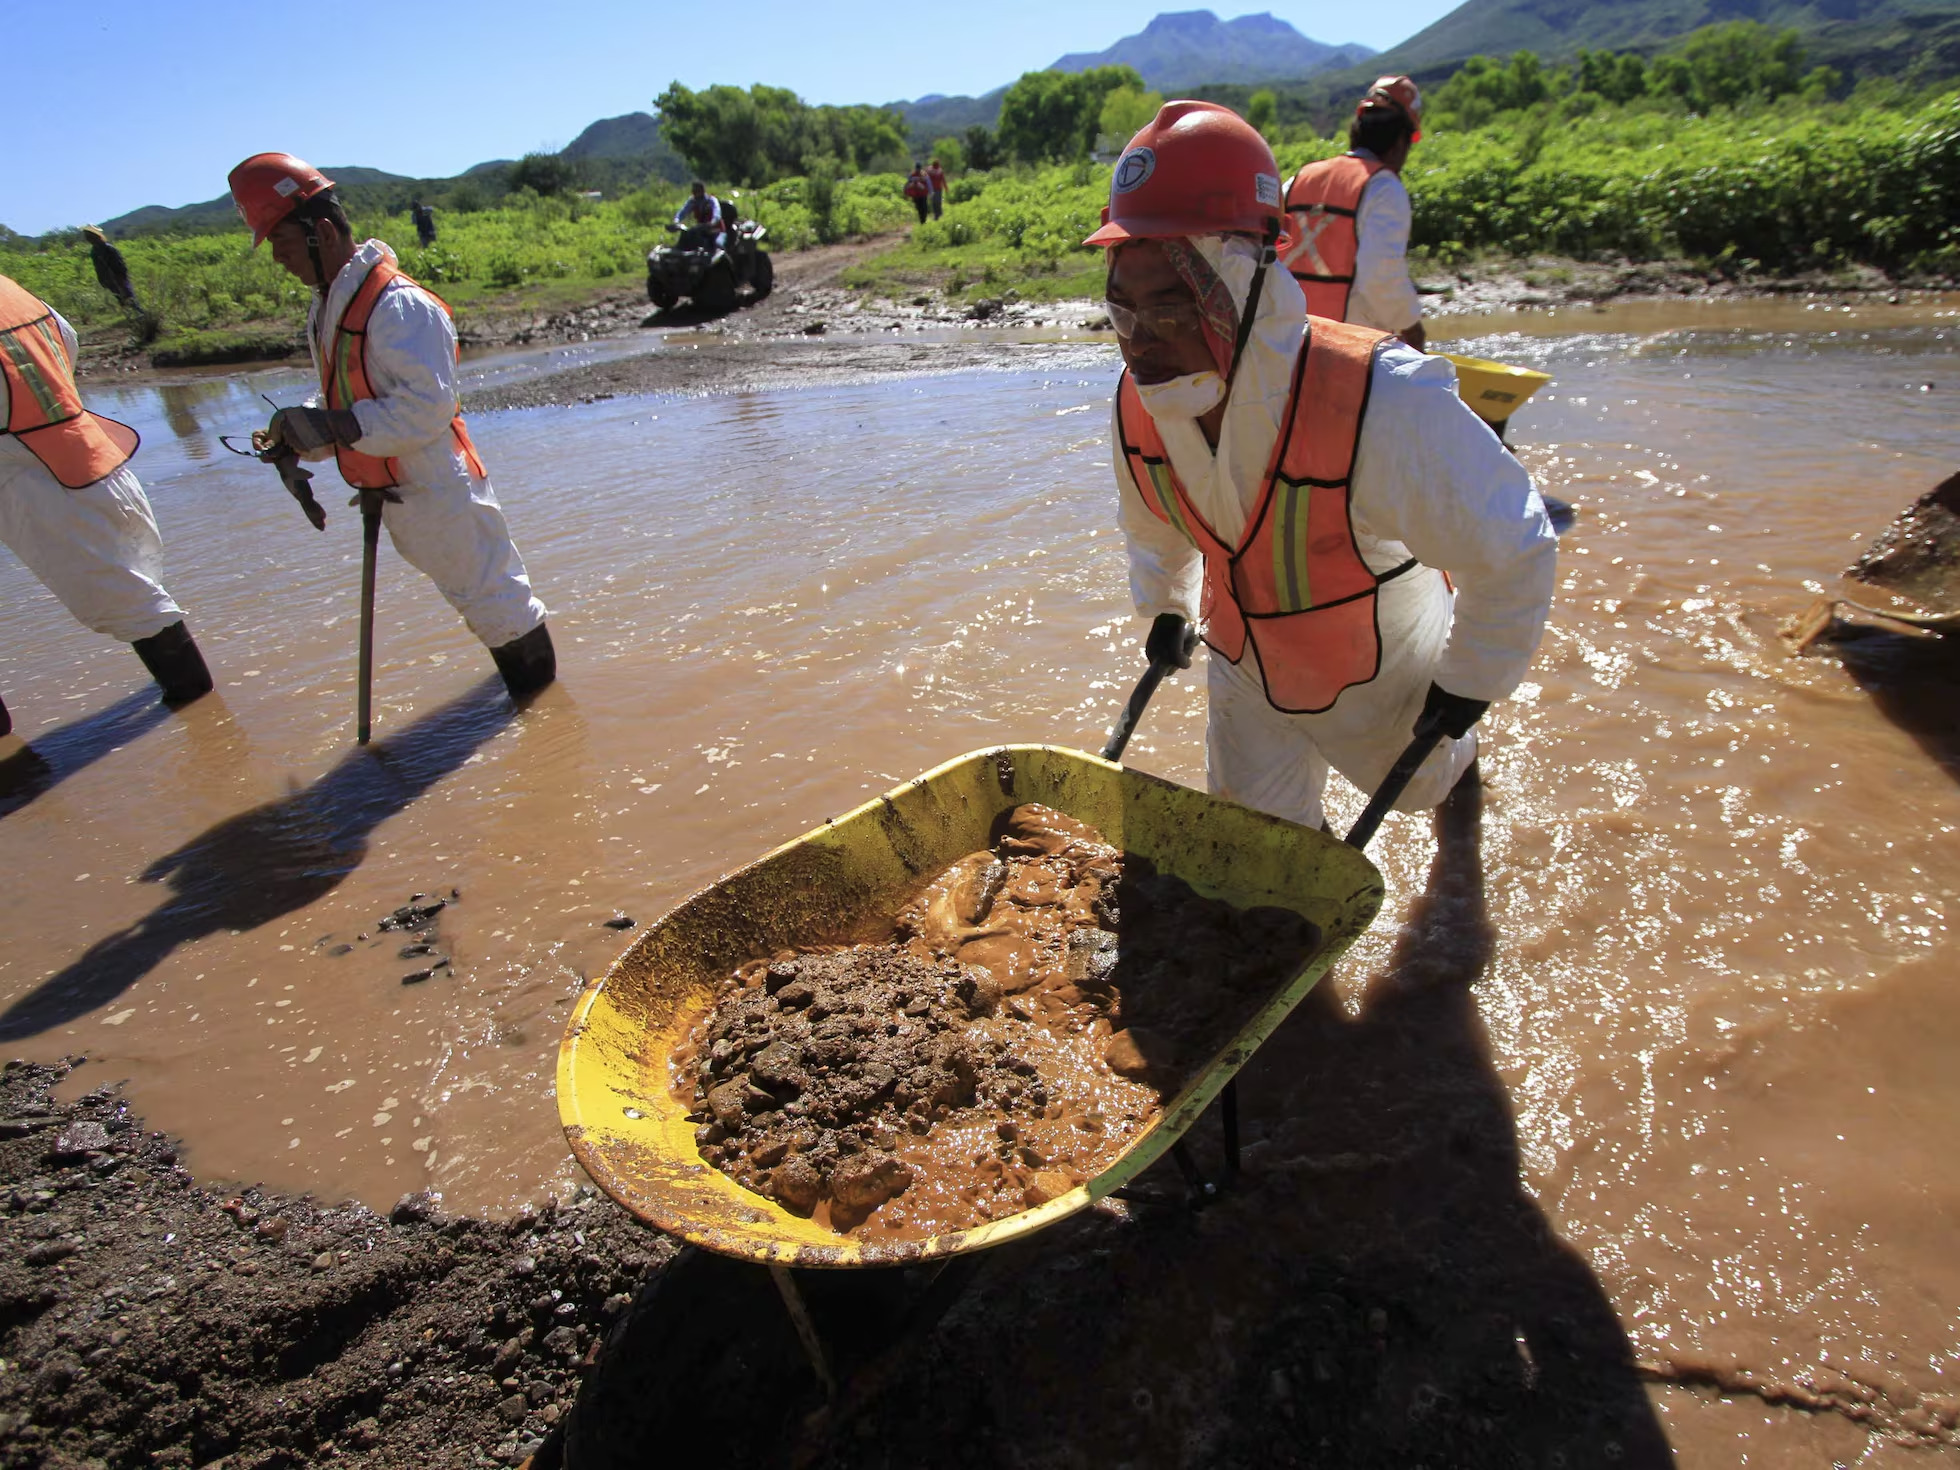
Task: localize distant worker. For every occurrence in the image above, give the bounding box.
[1089,102,1555,832]
[81,226,144,317]
[904,163,930,226]
[0,273,215,728]
[674,181,721,235]
[1283,75,1427,348]
[926,158,948,220]
[226,153,556,700]
[410,199,438,249]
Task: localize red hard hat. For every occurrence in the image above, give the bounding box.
[1083,101,1288,249]
[1359,75,1423,142]
[227,153,336,246]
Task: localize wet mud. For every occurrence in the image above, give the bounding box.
[0,1059,674,1470]
[682,805,1319,1240]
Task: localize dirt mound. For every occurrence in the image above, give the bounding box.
[0,1059,672,1469]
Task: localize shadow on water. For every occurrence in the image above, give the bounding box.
[1830,624,1960,782]
[546,782,1672,1469]
[0,690,175,820]
[0,677,516,1043]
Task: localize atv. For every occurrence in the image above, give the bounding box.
[646,217,773,315]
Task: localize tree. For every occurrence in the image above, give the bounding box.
[998,65,1144,163]
[1246,89,1279,140]
[1672,21,1805,109]
[505,152,581,196]
[654,81,910,185]
[929,135,968,175]
[1099,84,1166,151]
[1430,51,1553,127]
[963,125,1002,172]
[1576,48,1649,104]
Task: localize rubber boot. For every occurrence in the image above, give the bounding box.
[131,621,214,705]
[490,621,557,700]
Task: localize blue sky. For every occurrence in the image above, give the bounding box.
[6,0,1462,236]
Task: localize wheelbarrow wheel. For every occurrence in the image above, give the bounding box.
[558,1246,817,1468]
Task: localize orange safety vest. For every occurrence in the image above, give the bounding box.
[0,275,140,489]
[1281,154,1385,322]
[1116,318,1420,715]
[321,259,486,491]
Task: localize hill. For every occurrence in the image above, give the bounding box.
[1051,9,1375,88]
[101,166,419,237]
[1371,0,1960,76]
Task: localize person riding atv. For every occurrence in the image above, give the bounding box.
[647,187,772,315]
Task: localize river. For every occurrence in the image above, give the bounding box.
[2,299,1956,1462]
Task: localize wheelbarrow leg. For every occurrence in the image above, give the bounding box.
[769,1265,837,1401]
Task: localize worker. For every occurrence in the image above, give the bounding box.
[0,273,214,722]
[674,181,722,236]
[1282,76,1427,348]
[1088,102,1555,832]
[225,153,555,699]
[903,164,931,225]
[81,225,147,320]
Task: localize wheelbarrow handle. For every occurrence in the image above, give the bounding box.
[1344,721,1448,851]
[1101,624,1201,763]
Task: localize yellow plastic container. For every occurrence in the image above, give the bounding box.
[557,745,1385,1268]
[1444,352,1552,425]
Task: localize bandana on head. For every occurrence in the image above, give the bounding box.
[1159,237,1241,378]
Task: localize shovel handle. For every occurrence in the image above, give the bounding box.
[1101,624,1201,763]
[1344,724,1448,851]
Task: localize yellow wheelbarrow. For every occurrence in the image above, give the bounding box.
[1441,350,1573,534]
[551,632,1456,1458]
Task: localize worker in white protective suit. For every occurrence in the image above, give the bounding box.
[1283,75,1427,348]
[0,274,214,736]
[1087,102,1556,832]
[226,153,555,699]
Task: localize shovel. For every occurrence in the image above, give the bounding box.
[353,486,404,745]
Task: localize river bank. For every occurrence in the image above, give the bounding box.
[70,234,1948,400]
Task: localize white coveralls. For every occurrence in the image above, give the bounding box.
[1115,236,1556,831]
[1346,150,1423,335]
[303,240,546,650]
[0,308,184,643]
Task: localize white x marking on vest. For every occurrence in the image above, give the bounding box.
[1285,205,1338,276]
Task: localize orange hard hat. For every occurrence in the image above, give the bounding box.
[1359,75,1423,142]
[227,153,336,246]
[1083,100,1288,249]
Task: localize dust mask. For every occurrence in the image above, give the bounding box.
[1134,370,1226,421]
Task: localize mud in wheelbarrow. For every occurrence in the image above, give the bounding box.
[557,743,1385,1269]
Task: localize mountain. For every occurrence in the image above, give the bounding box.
[1052,9,1375,88]
[101,166,418,237]
[891,87,1012,146]
[1371,0,1960,76]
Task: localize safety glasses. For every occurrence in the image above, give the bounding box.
[1105,297,1207,341]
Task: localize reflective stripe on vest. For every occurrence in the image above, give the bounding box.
[322,260,487,491]
[1281,154,1385,323]
[0,275,140,490]
[1116,318,1414,715]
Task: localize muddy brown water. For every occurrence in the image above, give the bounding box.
[3,300,1958,1461]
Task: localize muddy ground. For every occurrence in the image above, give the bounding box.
[6,788,1938,1466]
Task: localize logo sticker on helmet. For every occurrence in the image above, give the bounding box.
[1112,148,1156,195]
[273,177,300,198]
[1254,173,1280,207]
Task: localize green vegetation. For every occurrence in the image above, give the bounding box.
[0,175,914,357]
[652,82,909,184]
[997,66,1144,162]
[5,19,1956,367]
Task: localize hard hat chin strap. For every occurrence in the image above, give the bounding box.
[1221,219,1282,397]
[304,221,328,297]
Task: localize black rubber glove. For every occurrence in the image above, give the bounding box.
[1145,612,1195,669]
[267,405,361,455]
[1417,682,1489,741]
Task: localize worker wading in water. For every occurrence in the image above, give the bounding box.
[1088,102,1556,832]
[1283,75,1428,349]
[226,153,555,699]
[0,274,214,735]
